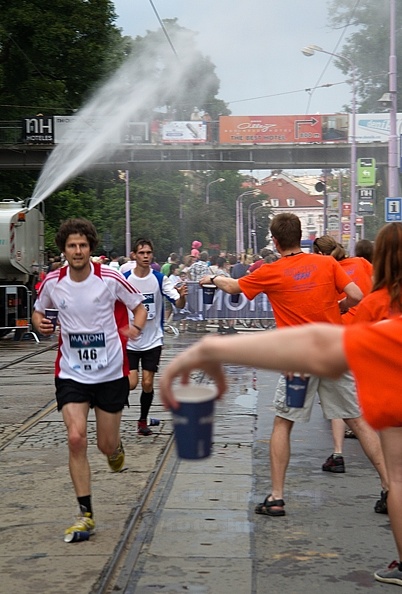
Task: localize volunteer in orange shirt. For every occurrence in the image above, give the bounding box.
[313,236,373,325]
[354,222,402,324]
[351,222,402,515]
[159,316,402,587]
[313,235,374,475]
[198,213,388,518]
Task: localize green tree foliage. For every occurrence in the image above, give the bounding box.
[328,0,402,112]
[0,0,125,119]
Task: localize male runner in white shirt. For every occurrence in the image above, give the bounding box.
[33,218,147,540]
[123,238,187,435]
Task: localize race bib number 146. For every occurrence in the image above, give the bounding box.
[68,332,108,372]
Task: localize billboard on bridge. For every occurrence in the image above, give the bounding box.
[219,114,348,144]
[350,113,402,143]
[161,121,207,143]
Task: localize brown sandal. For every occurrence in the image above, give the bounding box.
[255,495,286,516]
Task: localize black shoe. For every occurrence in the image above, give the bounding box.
[226,327,238,334]
[217,327,227,334]
[374,490,388,514]
[322,454,345,473]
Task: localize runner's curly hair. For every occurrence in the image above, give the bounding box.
[55,218,99,252]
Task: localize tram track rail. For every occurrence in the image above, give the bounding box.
[0,341,58,451]
[0,341,57,371]
[96,371,208,594]
[0,334,208,593]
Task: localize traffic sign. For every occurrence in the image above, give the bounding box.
[327,192,339,210]
[385,197,402,222]
[342,202,351,217]
[358,158,376,186]
[358,201,374,215]
[358,188,376,201]
[327,212,340,230]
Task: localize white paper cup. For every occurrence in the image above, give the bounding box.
[171,385,216,460]
[45,308,59,332]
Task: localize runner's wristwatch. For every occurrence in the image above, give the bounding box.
[210,275,217,284]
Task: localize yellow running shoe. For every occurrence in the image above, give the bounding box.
[64,509,95,538]
[107,440,125,472]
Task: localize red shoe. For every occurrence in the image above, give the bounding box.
[137,420,153,436]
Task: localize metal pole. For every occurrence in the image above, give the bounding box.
[389,0,398,198]
[248,201,261,252]
[338,170,343,244]
[350,63,357,255]
[125,170,131,258]
[252,210,258,253]
[236,190,261,255]
[302,46,357,255]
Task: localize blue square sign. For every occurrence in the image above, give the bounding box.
[385,197,402,222]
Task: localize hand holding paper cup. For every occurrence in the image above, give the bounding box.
[286,373,310,408]
[45,308,59,332]
[171,385,216,460]
[202,284,216,305]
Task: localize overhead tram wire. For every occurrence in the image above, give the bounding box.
[148,0,179,60]
[305,0,361,113]
[227,81,347,106]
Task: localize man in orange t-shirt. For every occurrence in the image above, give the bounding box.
[199,213,387,517]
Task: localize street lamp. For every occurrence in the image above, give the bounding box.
[302,44,357,255]
[252,204,270,254]
[125,169,131,257]
[206,177,225,204]
[236,189,261,254]
[247,201,263,252]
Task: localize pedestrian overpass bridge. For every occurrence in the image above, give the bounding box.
[0,140,389,172]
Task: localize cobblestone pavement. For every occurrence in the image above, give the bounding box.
[0,330,396,593]
[0,332,195,594]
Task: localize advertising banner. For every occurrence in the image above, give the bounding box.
[182,282,275,321]
[53,115,121,144]
[219,115,323,144]
[162,121,207,143]
[22,117,54,143]
[350,113,402,143]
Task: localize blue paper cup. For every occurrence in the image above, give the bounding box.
[202,285,216,305]
[64,531,90,543]
[285,374,310,408]
[45,308,59,332]
[171,385,216,460]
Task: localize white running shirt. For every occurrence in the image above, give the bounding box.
[124,269,180,351]
[34,262,144,383]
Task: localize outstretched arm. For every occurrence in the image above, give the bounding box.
[159,323,348,409]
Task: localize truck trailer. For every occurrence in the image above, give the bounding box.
[0,199,45,337]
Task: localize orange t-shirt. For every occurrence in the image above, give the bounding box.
[344,318,402,429]
[338,257,373,324]
[353,286,399,323]
[238,252,351,327]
